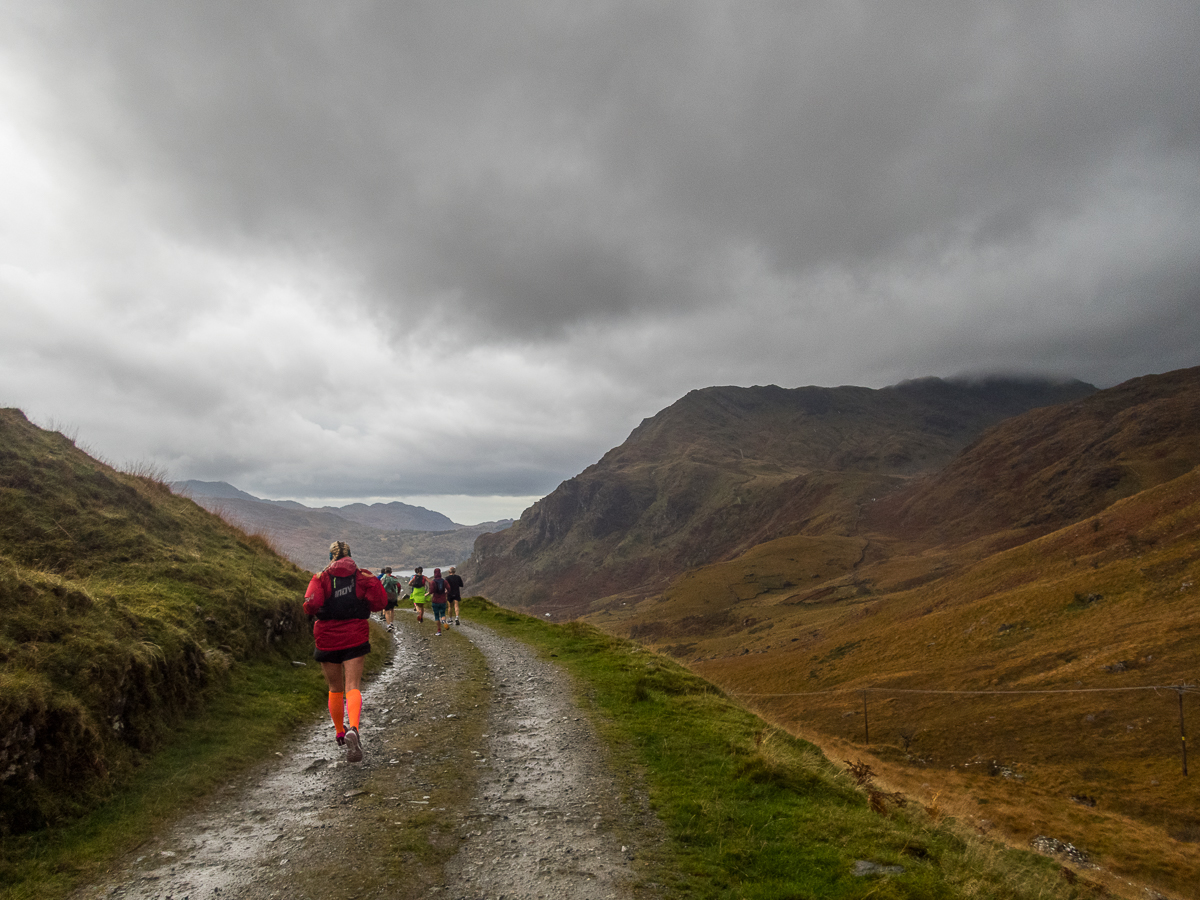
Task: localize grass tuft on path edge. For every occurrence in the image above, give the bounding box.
[463,598,1088,900]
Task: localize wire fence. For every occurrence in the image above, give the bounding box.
[731,683,1200,775]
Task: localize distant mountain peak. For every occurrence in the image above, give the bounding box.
[171,480,262,502]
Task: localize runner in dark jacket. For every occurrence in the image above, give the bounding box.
[303,541,387,762]
[445,566,465,625]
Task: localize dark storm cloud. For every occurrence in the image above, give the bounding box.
[26,2,1195,340]
[3,2,1199,519]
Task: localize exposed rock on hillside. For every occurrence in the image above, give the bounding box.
[464,377,1095,614]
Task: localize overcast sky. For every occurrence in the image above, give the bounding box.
[2,2,1198,525]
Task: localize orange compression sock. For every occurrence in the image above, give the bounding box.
[328,691,345,733]
[347,689,363,730]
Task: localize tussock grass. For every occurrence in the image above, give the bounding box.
[0,626,390,900]
[0,408,313,838]
[464,599,1086,899]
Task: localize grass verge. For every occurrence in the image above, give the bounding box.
[0,625,391,900]
[463,598,1089,900]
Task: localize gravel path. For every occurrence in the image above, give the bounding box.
[70,613,661,900]
[443,622,649,899]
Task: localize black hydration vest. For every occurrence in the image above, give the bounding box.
[315,571,370,620]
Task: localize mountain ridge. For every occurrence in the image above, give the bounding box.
[172,480,461,531]
[172,481,512,572]
[866,366,1200,548]
[463,375,1097,612]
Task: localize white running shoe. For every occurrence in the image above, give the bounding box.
[344,727,362,763]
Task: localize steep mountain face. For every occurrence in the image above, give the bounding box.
[464,377,1095,613]
[867,366,1200,548]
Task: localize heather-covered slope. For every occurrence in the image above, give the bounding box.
[465,377,1094,614]
[0,410,311,834]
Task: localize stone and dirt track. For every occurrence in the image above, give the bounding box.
[70,613,665,900]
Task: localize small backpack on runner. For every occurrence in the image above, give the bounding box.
[315,570,369,620]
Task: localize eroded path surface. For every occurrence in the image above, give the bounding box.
[443,623,652,899]
[71,614,660,900]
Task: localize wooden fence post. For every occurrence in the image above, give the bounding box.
[862,690,870,745]
[1178,688,1190,777]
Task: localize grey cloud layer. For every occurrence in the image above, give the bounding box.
[24,3,1199,338]
[3,2,1199,515]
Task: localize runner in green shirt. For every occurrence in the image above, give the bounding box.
[409,566,429,624]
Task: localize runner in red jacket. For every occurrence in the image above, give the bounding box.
[303,540,387,762]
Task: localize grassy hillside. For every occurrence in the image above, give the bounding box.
[612,469,1200,895]
[0,409,312,835]
[467,377,1094,615]
[583,368,1200,897]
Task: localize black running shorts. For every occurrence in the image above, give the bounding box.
[312,641,371,664]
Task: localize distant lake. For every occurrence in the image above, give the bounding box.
[382,568,449,580]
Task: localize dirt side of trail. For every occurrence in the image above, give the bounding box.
[71,614,664,900]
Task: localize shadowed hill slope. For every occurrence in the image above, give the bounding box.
[866,365,1200,548]
[465,376,1094,614]
[0,409,311,834]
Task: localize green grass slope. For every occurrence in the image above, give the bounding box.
[0,409,311,834]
